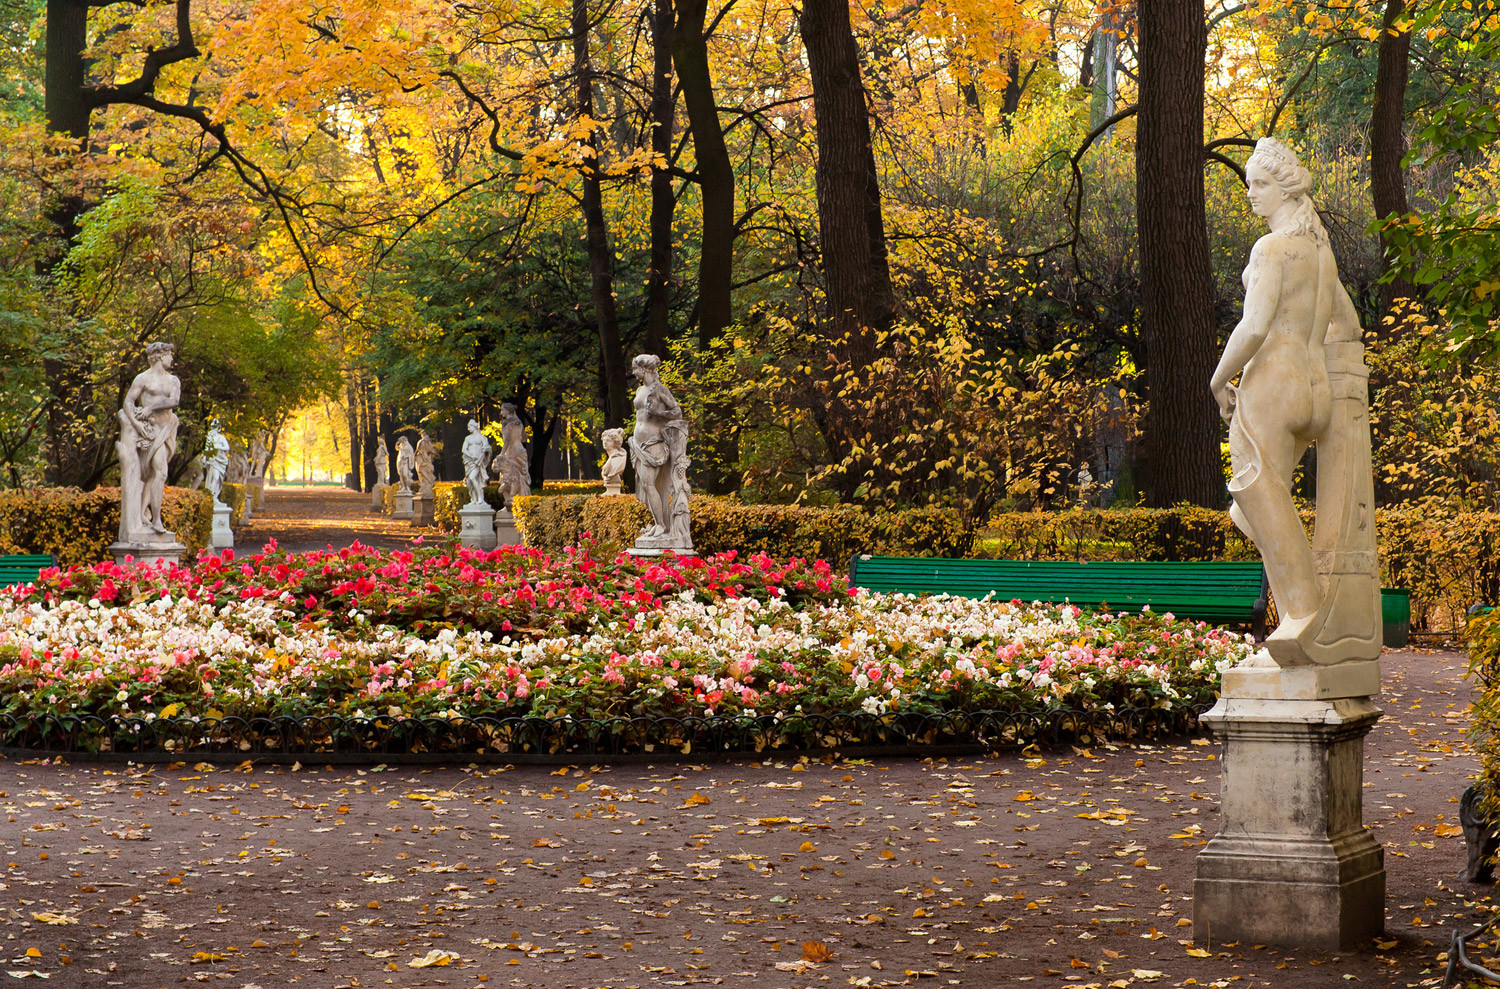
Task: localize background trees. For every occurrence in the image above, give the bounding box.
[1,0,1494,518]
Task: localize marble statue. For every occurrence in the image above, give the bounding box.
[394,436,415,494]
[460,420,492,507]
[600,427,628,496]
[493,403,531,509]
[114,342,183,555]
[249,432,270,479]
[204,421,230,504]
[226,444,249,485]
[414,429,438,497]
[627,354,692,553]
[181,456,205,491]
[1209,137,1381,669]
[374,440,390,486]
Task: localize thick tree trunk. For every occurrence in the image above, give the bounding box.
[344,380,361,489]
[645,0,675,357]
[674,0,734,348]
[574,0,630,429]
[529,404,558,489]
[1371,0,1414,321]
[800,0,894,356]
[1135,0,1222,508]
[360,384,377,492]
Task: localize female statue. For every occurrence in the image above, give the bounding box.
[627,354,692,550]
[374,439,390,486]
[204,420,230,504]
[116,342,181,542]
[394,435,416,493]
[460,419,492,506]
[414,429,438,495]
[600,427,628,496]
[1209,138,1380,664]
[493,403,531,509]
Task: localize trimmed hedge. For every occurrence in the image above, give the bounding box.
[220,483,248,527]
[542,480,607,495]
[0,486,213,567]
[511,494,972,560]
[433,481,507,532]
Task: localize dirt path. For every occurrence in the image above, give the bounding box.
[233,485,438,556]
[0,649,1484,988]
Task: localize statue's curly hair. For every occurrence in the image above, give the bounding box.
[144,341,176,360]
[1247,137,1326,245]
[632,354,662,373]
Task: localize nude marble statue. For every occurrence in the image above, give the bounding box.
[628,354,692,552]
[116,342,181,544]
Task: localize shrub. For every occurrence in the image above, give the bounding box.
[220,483,248,526]
[542,480,607,495]
[0,486,212,566]
[512,493,971,559]
[434,482,507,533]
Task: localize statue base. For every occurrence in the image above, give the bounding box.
[392,490,414,520]
[627,532,694,557]
[1193,662,1385,951]
[410,492,434,527]
[494,509,523,547]
[1221,651,1380,700]
[110,538,187,568]
[370,482,388,512]
[458,503,497,551]
[209,503,234,551]
[602,481,623,497]
[247,477,265,510]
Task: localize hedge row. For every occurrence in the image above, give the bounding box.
[511,494,972,560]
[0,487,213,567]
[219,483,248,526]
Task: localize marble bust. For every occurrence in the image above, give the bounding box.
[627,354,692,552]
[460,419,492,507]
[116,342,181,545]
[600,427,628,495]
[1209,137,1380,669]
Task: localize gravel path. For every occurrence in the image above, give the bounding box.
[0,649,1484,988]
[234,485,437,556]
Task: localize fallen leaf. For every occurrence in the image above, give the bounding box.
[408,949,453,968]
[1186,947,1210,957]
[30,913,77,926]
[801,941,834,963]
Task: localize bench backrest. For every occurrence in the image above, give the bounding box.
[848,555,1266,626]
[0,554,56,589]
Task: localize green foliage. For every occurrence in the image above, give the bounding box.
[0,486,211,566]
[511,494,971,560]
[219,483,248,527]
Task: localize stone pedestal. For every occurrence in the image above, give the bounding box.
[392,490,414,520]
[110,539,187,568]
[494,509,522,547]
[627,532,694,557]
[371,482,388,512]
[1193,660,1385,952]
[458,503,497,551]
[602,480,623,497]
[247,477,265,510]
[411,492,434,527]
[209,503,234,550]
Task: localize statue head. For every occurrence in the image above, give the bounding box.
[468,418,481,434]
[145,341,176,369]
[1246,138,1324,243]
[501,402,521,425]
[631,354,661,383]
[602,427,624,451]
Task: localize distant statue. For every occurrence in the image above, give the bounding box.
[116,342,181,543]
[1077,461,1093,507]
[394,435,415,494]
[249,432,271,479]
[374,439,390,486]
[600,427,628,496]
[1209,137,1380,667]
[460,419,492,507]
[627,354,692,552]
[203,421,230,504]
[493,403,531,510]
[226,443,250,485]
[181,456,205,491]
[414,429,438,496]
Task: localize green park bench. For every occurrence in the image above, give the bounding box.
[848,555,1269,637]
[0,554,57,589]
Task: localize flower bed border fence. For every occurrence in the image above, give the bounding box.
[0,703,1211,765]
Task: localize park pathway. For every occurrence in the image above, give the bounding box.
[233,484,434,555]
[0,648,1488,988]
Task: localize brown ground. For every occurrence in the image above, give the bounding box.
[0,648,1485,989]
[233,485,438,556]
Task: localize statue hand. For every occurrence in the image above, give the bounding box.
[1214,383,1238,423]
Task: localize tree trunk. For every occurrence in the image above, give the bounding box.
[573,0,630,429]
[344,379,361,489]
[1370,0,1414,321]
[360,383,377,492]
[529,403,558,489]
[645,0,675,357]
[800,0,895,357]
[674,0,734,349]
[1135,0,1222,508]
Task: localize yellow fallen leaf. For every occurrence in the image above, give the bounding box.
[798,841,816,853]
[1012,791,1036,802]
[800,940,835,963]
[1375,938,1398,950]
[24,948,41,959]
[758,817,789,826]
[684,792,711,807]
[190,952,226,963]
[912,907,929,918]
[1434,823,1463,838]
[160,703,179,718]
[1186,947,1210,957]
[192,761,216,773]
[1176,918,1193,927]
[408,949,453,968]
[31,912,77,925]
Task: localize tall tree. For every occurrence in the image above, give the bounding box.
[799,0,895,357]
[1370,0,1415,319]
[674,0,733,349]
[1135,0,1222,508]
[644,0,675,357]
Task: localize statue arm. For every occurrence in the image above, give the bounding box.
[1210,240,1283,420]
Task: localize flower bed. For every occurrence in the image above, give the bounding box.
[0,543,1251,756]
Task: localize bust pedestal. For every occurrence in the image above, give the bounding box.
[247,477,265,510]
[1193,657,1385,951]
[458,503,497,551]
[110,537,187,568]
[494,509,522,547]
[602,479,623,497]
[627,532,694,557]
[209,502,234,550]
[411,491,434,527]
[392,489,414,520]
[371,482,388,512]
